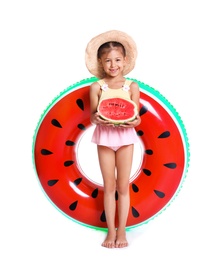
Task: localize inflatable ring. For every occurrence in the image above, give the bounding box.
[32,77,189,229]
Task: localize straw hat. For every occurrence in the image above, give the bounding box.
[85,30,137,78]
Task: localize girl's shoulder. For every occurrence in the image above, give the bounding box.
[90,80,101,88]
[128,80,139,90]
[90,81,101,94]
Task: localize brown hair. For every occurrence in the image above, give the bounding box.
[97,41,126,59]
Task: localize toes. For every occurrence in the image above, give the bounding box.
[115,240,128,248]
[101,241,115,248]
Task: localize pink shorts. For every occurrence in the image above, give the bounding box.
[91,125,139,147]
[109,146,121,151]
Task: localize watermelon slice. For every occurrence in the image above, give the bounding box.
[97,97,138,124]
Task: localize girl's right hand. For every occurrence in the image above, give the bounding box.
[91,112,114,126]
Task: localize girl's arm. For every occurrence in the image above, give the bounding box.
[130,81,140,111]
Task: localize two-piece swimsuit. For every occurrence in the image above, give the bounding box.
[91,79,139,151]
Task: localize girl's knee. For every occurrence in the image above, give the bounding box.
[104,182,116,194]
[116,185,129,196]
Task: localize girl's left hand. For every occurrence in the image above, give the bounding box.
[119,115,141,128]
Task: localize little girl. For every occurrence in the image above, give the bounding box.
[85,30,141,248]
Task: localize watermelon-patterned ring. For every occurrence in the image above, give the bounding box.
[32,77,189,230]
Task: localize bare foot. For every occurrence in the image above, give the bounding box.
[101,231,116,248]
[115,229,128,248]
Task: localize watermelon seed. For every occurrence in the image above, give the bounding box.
[91,188,98,198]
[115,190,118,200]
[137,130,144,136]
[154,190,165,198]
[145,149,153,155]
[65,140,75,146]
[69,201,78,211]
[47,179,59,186]
[64,160,74,167]
[74,178,82,185]
[132,206,140,218]
[78,124,86,130]
[51,119,62,128]
[158,131,170,138]
[100,211,106,222]
[164,163,177,169]
[76,98,84,111]
[139,106,148,116]
[132,183,139,192]
[143,169,152,176]
[41,149,53,155]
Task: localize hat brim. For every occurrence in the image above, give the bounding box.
[85,30,137,78]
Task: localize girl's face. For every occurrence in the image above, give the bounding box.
[99,48,126,77]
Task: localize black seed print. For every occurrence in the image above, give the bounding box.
[69,201,78,211]
[137,130,144,136]
[164,163,177,169]
[51,119,62,128]
[76,98,84,111]
[78,124,86,130]
[74,178,82,185]
[139,106,148,116]
[158,131,170,138]
[115,190,118,201]
[143,169,151,176]
[132,183,139,192]
[91,188,98,198]
[154,190,165,198]
[65,140,75,146]
[48,179,59,186]
[145,149,153,155]
[100,211,106,222]
[64,160,74,167]
[132,207,140,218]
[41,149,53,155]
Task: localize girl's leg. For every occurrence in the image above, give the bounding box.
[115,144,134,248]
[97,145,117,248]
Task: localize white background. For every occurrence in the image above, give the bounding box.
[1,0,218,259]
